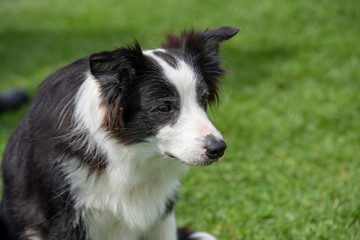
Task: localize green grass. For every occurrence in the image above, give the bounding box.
[1,0,360,239]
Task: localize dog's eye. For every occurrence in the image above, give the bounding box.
[158,104,172,113]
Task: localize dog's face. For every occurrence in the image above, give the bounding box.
[89,26,239,166]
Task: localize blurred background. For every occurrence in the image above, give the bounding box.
[0,0,359,239]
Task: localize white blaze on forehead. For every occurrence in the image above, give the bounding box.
[161,59,198,106]
[144,49,198,106]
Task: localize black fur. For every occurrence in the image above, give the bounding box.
[177,227,194,240]
[0,58,89,239]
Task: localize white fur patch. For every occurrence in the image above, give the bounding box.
[147,212,177,240]
[74,74,106,133]
[189,232,217,240]
[22,228,43,240]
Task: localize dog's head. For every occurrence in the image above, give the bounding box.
[89,26,239,166]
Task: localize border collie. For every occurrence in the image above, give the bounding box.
[0,26,239,240]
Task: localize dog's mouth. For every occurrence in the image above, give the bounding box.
[164,151,220,167]
[165,152,177,159]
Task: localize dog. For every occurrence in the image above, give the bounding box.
[0,26,239,240]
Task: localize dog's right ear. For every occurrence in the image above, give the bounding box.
[89,42,145,129]
[89,41,144,83]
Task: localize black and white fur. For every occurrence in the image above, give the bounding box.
[0,26,239,240]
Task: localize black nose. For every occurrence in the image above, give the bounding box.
[205,135,227,159]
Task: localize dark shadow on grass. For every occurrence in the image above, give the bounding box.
[0,28,140,83]
[0,28,139,133]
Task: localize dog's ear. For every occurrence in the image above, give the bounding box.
[89,41,145,105]
[89,41,144,83]
[162,26,240,57]
[200,27,239,104]
[180,26,240,104]
[89,42,145,129]
[200,26,240,56]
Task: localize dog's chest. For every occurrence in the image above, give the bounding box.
[82,210,143,240]
[80,180,178,240]
[66,158,183,239]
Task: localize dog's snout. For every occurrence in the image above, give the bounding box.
[205,135,227,159]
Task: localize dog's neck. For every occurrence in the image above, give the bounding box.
[64,140,188,237]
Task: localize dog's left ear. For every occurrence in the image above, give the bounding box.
[200,26,240,56]
[185,26,240,104]
[162,26,240,58]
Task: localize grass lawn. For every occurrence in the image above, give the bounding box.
[1,0,360,239]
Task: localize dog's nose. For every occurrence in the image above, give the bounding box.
[205,135,227,159]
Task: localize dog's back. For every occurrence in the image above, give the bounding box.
[0,58,89,239]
